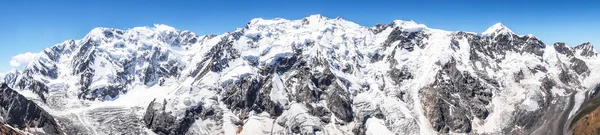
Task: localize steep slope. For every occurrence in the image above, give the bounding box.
[0,83,64,134]
[570,91,600,135]
[2,14,599,135]
[0,122,23,135]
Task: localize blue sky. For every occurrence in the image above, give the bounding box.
[1,0,599,73]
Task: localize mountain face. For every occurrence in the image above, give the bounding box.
[2,14,600,135]
[0,84,63,134]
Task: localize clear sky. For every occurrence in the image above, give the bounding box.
[1,0,599,73]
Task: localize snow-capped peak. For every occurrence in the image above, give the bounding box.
[4,14,599,135]
[153,24,177,32]
[306,14,326,21]
[391,20,428,32]
[576,42,594,48]
[482,23,514,36]
[573,42,598,57]
[86,24,179,39]
[85,27,113,40]
[392,20,419,26]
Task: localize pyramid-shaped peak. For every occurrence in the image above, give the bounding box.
[482,23,515,36]
[573,42,597,56]
[573,42,594,50]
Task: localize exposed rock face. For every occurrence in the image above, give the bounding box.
[421,58,493,133]
[143,86,223,135]
[570,58,590,76]
[573,42,598,57]
[554,42,574,57]
[0,83,63,135]
[383,27,426,50]
[2,15,599,135]
[0,122,22,135]
[143,99,201,135]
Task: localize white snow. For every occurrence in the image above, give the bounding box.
[153,24,177,32]
[269,74,289,106]
[5,14,600,135]
[392,20,428,32]
[239,114,285,135]
[481,23,515,36]
[569,91,588,119]
[365,118,394,135]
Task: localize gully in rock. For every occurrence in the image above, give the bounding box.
[0,13,597,135]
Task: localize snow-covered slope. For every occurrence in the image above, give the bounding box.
[1,14,599,135]
[481,23,514,36]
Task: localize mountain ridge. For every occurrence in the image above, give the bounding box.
[1,14,598,135]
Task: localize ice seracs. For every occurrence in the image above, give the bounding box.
[0,14,598,135]
[481,23,515,36]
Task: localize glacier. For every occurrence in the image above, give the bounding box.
[0,14,599,135]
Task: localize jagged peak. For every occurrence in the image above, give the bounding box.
[85,27,114,39]
[573,42,598,57]
[574,42,594,49]
[482,23,515,36]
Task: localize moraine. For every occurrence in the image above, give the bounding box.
[1,14,599,135]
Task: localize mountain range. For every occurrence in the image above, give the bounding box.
[1,14,599,135]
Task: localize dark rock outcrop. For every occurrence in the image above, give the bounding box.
[554,42,574,57]
[467,31,545,61]
[383,27,426,51]
[573,42,597,57]
[222,75,284,117]
[421,59,494,133]
[0,83,63,135]
[570,58,591,76]
[143,99,205,135]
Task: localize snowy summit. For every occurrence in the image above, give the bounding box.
[0,14,598,135]
[481,23,515,36]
